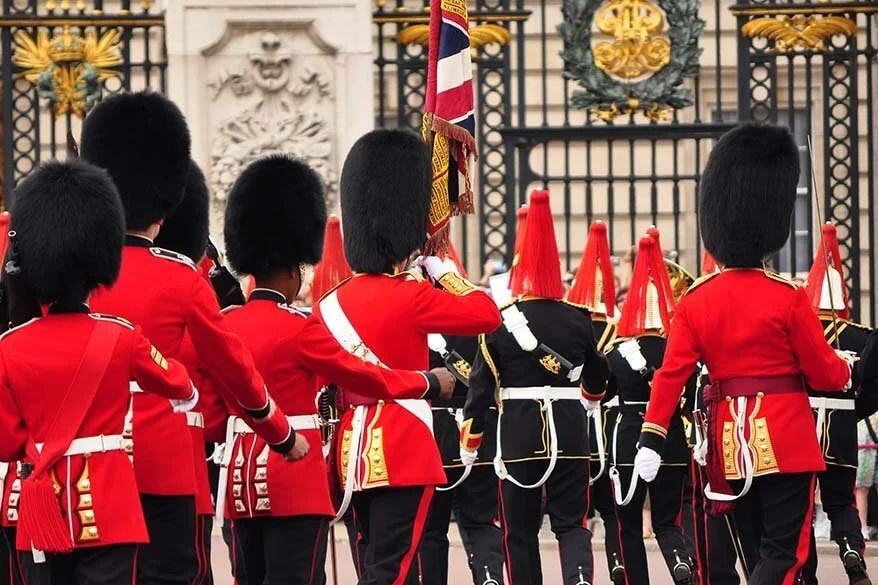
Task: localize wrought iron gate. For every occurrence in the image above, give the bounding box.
[0,0,167,209]
[376,0,878,321]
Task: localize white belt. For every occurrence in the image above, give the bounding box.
[604,396,620,408]
[186,412,204,428]
[35,434,124,456]
[500,387,582,401]
[232,415,321,434]
[809,397,855,411]
[215,415,321,526]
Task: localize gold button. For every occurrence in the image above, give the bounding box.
[723,451,730,457]
[756,422,765,429]
[757,392,764,398]
[88,527,98,536]
[725,464,732,469]
[374,468,384,475]
[723,439,731,446]
[760,445,767,452]
[763,457,771,464]
[725,397,732,403]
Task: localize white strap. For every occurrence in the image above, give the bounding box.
[333,405,367,524]
[604,396,620,408]
[186,412,204,428]
[704,397,754,503]
[129,381,143,393]
[500,387,581,401]
[609,410,639,506]
[494,396,559,489]
[437,409,472,492]
[501,305,538,352]
[809,397,855,411]
[489,273,512,306]
[35,434,124,456]
[231,415,321,434]
[618,339,648,373]
[428,334,448,355]
[320,290,383,366]
[588,404,606,485]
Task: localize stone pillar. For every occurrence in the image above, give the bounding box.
[165,0,374,237]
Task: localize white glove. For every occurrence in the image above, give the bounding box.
[633,447,661,483]
[581,398,600,413]
[836,349,858,390]
[415,256,458,281]
[171,386,199,413]
[692,442,707,467]
[459,448,478,467]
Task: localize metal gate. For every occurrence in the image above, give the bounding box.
[375,0,878,321]
[1,0,167,209]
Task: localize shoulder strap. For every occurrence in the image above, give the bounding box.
[28,322,121,477]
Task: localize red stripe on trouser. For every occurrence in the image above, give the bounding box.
[192,516,202,585]
[132,544,140,585]
[498,481,515,585]
[392,487,435,585]
[783,475,817,585]
[231,522,240,585]
[612,481,630,585]
[308,520,326,585]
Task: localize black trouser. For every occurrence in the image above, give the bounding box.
[343,508,368,578]
[499,459,592,585]
[614,465,690,585]
[588,467,621,581]
[420,466,504,585]
[1,527,22,585]
[19,544,137,585]
[353,486,434,585]
[802,464,866,584]
[731,473,816,585]
[137,495,197,585]
[194,515,213,585]
[681,461,739,585]
[233,515,329,585]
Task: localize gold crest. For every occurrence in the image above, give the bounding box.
[452,359,472,381]
[539,354,561,375]
[593,0,671,80]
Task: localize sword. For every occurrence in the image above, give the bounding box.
[724,514,751,583]
[329,524,340,585]
[807,136,842,350]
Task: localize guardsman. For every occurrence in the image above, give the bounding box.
[81,92,297,585]
[152,161,217,585]
[566,220,621,583]
[0,160,197,585]
[298,128,501,585]
[800,223,872,585]
[605,234,696,585]
[636,123,853,585]
[420,243,505,585]
[462,189,610,585]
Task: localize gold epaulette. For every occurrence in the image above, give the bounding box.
[436,272,479,296]
[498,298,520,311]
[315,275,354,304]
[89,313,135,330]
[149,247,197,271]
[597,320,617,354]
[847,321,873,332]
[392,269,425,283]
[762,269,798,289]
[562,299,591,311]
[684,271,720,296]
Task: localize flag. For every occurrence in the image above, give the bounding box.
[423,0,477,255]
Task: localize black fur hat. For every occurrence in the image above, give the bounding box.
[155,161,210,263]
[10,160,125,304]
[340,129,431,273]
[224,155,327,279]
[80,91,191,230]
[699,123,800,268]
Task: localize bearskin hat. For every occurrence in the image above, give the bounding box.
[80,91,191,230]
[224,155,326,279]
[699,123,799,267]
[10,160,124,304]
[154,161,210,263]
[340,129,431,274]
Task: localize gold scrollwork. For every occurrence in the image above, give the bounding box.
[12,25,123,119]
[452,359,472,381]
[396,23,511,56]
[741,14,858,52]
[539,354,561,376]
[593,0,671,80]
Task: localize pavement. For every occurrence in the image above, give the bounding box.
[211,523,875,584]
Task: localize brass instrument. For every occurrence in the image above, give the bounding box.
[664,258,695,303]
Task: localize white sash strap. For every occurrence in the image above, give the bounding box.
[500,387,582,401]
[321,290,382,366]
[129,381,143,393]
[333,405,367,524]
[437,408,472,492]
[500,305,538,352]
[604,396,620,408]
[231,415,321,434]
[186,412,204,429]
[35,434,124,456]
[428,334,448,355]
[588,404,606,485]
[809,397,855,411]
[609,410,639,506]
[0,462,9,505]
[704,396,754,504]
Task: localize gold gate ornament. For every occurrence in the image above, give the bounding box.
[593,0,671,80]
[741,14,857,52]
[12,26,123,118]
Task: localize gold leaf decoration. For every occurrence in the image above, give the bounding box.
[741,14,858,52]
[592,0,671,80]
[12,26,123,119]
[397,23,511,56]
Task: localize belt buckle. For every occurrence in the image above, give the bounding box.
[98,434,108,453]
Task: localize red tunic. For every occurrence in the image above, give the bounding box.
[301,272,502,489]
[220,291,333,519]
[642,269,850,477]
[90,237,291,495]
[0,311,194,550]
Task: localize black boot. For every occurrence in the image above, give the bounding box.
[574,566,590,585]
[481,566,501,585]
[610,553,625,585]
[842,540,872,585]
[672,550,696,585]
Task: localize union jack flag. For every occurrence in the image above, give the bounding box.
[423,0,477,255]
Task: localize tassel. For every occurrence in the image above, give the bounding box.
[18,477,73,554]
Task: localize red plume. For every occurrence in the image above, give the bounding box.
[311,215,352,301]
[0,212,10,268]
[567,220,616,317]
[509,190,563,300]
[508,204,529,294]
[805,223,850,319]
[702,250,719,275]
[617,236,675,337]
